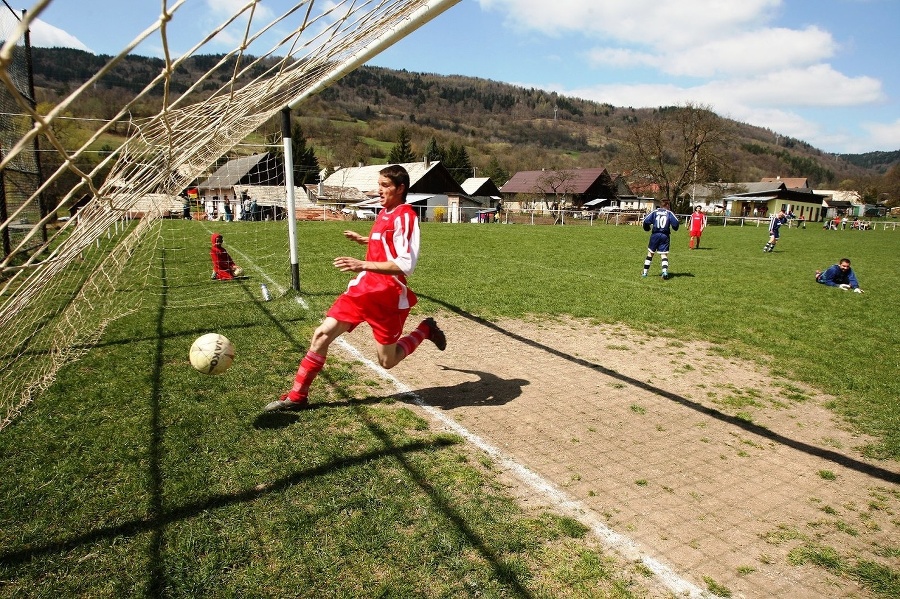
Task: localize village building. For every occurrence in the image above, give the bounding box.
[499,167,619,211]
[319,160,470,222]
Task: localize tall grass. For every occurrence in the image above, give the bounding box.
[0,217,896,597]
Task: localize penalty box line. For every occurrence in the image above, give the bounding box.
[334,337,714,599]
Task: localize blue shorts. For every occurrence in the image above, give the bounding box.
[647,233,671,253]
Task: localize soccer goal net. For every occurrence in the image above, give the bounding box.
[0,0,459,430]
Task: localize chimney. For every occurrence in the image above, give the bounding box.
[318,181,324,197]
[424,155,430,169]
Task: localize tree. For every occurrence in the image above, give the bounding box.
[424,136,443,162]
[620,102,734,213]
[534,168,577,210]
[387,126,416,163]
[484,155,510,187]
[290,122,320,185]
[881,164,900,207]
[443,142,472,184]
[269,121,320,184]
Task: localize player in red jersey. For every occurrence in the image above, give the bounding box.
[688,206,707,249]
[210,233,242,280]
[265,165,446,412]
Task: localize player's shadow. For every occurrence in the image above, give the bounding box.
[664,272,695,278]
[397,366,529,410]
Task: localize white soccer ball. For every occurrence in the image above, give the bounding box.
[189,333,235,375]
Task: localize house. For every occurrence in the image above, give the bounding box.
[461,177,502,209]
[197,153,291,219]
[721,181,826,220]
[198,153,285,200]
[500,167,618,210]
[814,189,866,218]
[761,176,810,189]
[320,160,468,222]
[460,177,503,222]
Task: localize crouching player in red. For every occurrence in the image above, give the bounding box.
[210,233,243,280]
[265,165,446,412]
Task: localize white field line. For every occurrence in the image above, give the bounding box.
[335,337,716,599]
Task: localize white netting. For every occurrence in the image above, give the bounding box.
[0,0,459,430]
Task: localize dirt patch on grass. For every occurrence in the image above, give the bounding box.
[341,314,899,598]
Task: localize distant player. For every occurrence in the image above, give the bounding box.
[210,233,242,280]
[688,205,707,249]
[763,210,788,252]
[641,200,679,280]
[265,164,446,412]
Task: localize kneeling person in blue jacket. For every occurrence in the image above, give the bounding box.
[816,258,864,293]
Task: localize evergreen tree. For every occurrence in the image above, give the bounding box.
[484,155,510,186]
[443,142,472,184]
[291,122,320,185]
[387,126,416,164]
[424,136,443,162]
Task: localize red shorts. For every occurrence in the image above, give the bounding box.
[327,289,412,345]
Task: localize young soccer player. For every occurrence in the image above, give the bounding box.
[210,233,242,280]
[641,200,680,280]
[763,210,787,252]
[688,205,707,249]
[265,165,446,412]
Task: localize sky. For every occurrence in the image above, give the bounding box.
[9,0,900,154]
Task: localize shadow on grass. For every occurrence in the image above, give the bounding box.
[419,294,899,485]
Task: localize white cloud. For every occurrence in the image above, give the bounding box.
[480,0,783,45]
[660,27,835,77]
[19,18,92,52]
[862,119,900,152]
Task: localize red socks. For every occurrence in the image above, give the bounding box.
[287,351,326,402]
[396,320,429,359]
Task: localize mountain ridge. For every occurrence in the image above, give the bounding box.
[29,47,898,189]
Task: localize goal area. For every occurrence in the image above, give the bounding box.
[0,0,460,430]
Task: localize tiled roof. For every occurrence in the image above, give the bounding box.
[501,167,609,194]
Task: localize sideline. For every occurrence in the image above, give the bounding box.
[336,336,712,599]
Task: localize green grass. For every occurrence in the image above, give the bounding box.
[1,218,898,597]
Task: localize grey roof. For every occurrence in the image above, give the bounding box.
[322,161,441,194]
[199,154,270,189]
[232,185,314,208]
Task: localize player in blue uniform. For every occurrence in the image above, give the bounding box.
[815,258,864,292]
[763,210,788,252]
[641,200,680,280]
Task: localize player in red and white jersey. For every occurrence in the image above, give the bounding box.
[688,205,707,249]
[265,165,446,412]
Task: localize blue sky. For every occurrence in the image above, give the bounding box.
[12,0,900,154]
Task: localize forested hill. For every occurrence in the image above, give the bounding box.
[29,47,898,188]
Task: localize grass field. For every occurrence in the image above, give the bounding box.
[0,218,897,597]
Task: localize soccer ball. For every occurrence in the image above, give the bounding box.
[189,333,235,375]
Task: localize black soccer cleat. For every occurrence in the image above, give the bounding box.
[423,317,446,351]
[264,394,309,412]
